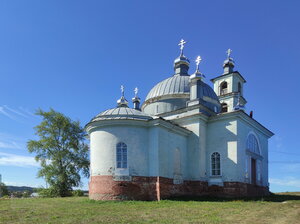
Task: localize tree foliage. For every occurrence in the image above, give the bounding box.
[0,183,9,197]
[27,109,89,197]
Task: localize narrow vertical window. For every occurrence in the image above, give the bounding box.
[211,152,221,176]
[116,142,127,168]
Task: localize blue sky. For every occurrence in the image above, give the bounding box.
[0,0,299,192]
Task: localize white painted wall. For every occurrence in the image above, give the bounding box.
[89,120,189,180]
[89,125,149,177]
[156,127,188,179]
[207,118,239,184]
[88,109,271,188]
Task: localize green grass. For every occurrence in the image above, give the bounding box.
[1,193,300,224]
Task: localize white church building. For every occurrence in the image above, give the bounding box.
[85,40,274,200]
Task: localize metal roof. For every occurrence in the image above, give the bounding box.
[145,74,219,103]
[90,107,153,122]
[145,74,190,101]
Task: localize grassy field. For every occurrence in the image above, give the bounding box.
[0,193,300,224]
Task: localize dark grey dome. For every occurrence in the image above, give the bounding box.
[144,75,219,103]
[145,75,190,102]
[142,73,220,115]
[90,107,153,122]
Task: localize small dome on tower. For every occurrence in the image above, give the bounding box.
[117,85,129,107]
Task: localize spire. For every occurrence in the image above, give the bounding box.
[117,85,128,107]
[132,87,141,111]
[174,39,190,75]
[190,55,205,80]
[223,48,235,74]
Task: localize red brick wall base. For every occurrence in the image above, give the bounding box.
[89,176,269,201]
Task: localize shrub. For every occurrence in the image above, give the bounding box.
[72,190,84,197]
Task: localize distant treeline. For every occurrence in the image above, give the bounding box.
[6,186,37,193]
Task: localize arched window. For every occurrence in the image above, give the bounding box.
[221,103,228,113]
[246,134,262,185]
[220,82,228,95]
[211,152,221,176]
[246,134,260,155]
[238,82,242,93]
[116,142,127,168]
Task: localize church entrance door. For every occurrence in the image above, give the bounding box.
[251,158,256,185]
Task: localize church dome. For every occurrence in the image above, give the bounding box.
[89,107,153,123]
[142,74,220,115]
[145,74,190,102]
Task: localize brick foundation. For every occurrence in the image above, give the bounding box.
[89,175,269,200]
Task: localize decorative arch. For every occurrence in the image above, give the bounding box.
[211,152,221,176]
[116,142,127,168]
[245,132,262,185]
[246,133,261,155]
[220,81,228,95]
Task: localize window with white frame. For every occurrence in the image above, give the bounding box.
[211,152,221,176]
[246,134,260,154]
[116,142,127,169]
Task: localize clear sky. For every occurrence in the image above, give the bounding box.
[0,0,299,192]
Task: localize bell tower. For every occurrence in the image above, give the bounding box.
[211,49,247,113]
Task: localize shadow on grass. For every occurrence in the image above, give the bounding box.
[167,193,300,203]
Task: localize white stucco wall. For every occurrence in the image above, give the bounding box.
[89,125,149,177]
[89,120,189,180]
[156,127,188,180]
[207,117,239,184]
[206,113,272,187]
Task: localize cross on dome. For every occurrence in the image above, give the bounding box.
[134,87,138,97]
[120,85,125,96]
[195,56,202,71]
[178,39,187,55]
[117,85,128,107]
[226,49,232,59]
